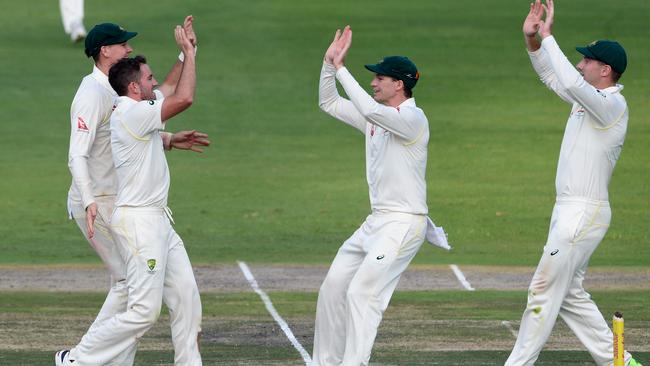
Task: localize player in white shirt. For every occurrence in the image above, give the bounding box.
[313,26,442,366]
[58,18,208,366]
[505,2,642,366]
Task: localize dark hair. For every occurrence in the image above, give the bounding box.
[612,70,622,83]
[404,86,413,98]
[388,76,413,98]
[108,55,147,96]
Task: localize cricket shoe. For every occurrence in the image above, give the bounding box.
[629,358,644,366]
[55,349,75,365]
[69,21,87,43]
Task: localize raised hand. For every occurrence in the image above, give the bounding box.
[523,0,544,37]
[324,25,352,68]
[175,26,194,57]
[324,28,342,64]
[183,15,197,47]
[539,0,554,38]
[332,26,352,69]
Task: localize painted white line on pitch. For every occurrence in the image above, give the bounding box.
[450,264,475,291]
[237,261,313,365]
[501,320,518,338]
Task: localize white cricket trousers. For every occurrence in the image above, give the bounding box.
[69,196,136,366]
[313,211,426,366]
[70,206,202,366]
[505,197,632,366]
[59,0,84,33]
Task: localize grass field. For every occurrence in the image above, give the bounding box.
[2,289,649,364]
[0,0,649,364]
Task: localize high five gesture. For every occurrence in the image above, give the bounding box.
[324,25,352,69]
[523,0,554,51]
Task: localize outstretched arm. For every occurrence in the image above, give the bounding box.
[169,130,210,152]
[161,26,196,121]
[525,0,574,103]
[523,0,554,51]
[158,15,197,97]
[523,0,544,51]
[319,26,366,133]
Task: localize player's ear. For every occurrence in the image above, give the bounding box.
[128,81,140,95]
[395,79,405,92]
[601,64,612,78]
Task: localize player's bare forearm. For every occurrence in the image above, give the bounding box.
[159,15,197,97]
[525,34,541,52]
[161,26,196,121]
[158,61,183,97]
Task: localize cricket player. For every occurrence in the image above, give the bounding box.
[59,0,86,42]
[58,18,207,366]
[313,26,440,366]
[57,25,201,365]
[506,1,642,365]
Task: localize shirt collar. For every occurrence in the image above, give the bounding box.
[91,65,116,95]
[115,95,138,109]
[603,84,624,93]
[398,97,417,108]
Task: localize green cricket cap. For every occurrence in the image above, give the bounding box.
[85,23,138,58]
[364,56,420,89]
[576,40,627,74]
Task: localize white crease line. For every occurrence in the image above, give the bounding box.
[237,261,313,365]
[449,264,475,291]
[501,320,518,338]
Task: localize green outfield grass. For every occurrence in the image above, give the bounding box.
[1,0,648,364]
[0,0,648,266]
[2,290,649,364]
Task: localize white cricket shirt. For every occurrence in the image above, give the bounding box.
[67,65,118,208]
[319,62,429,215]
[529,36,628,201]
[110,96,170,208]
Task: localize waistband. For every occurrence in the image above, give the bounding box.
[371,209,427,219]
[556,196,609,207]
[114,206,175,223]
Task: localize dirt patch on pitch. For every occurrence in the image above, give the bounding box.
[2,313,649,356]
[1,264,648,292]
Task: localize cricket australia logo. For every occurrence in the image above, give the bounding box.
[147,259,157,273]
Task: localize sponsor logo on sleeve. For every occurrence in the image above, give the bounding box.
[571,108,585,117]
[77,117,89,132]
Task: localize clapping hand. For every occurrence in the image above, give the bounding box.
[324,25,352,69]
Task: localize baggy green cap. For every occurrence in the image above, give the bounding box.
[84,23,138,58]
[364,56,420,89]
[576,40,627,74]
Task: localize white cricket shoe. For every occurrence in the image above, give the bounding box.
[55,349,75,365]
[69,21,87,43]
